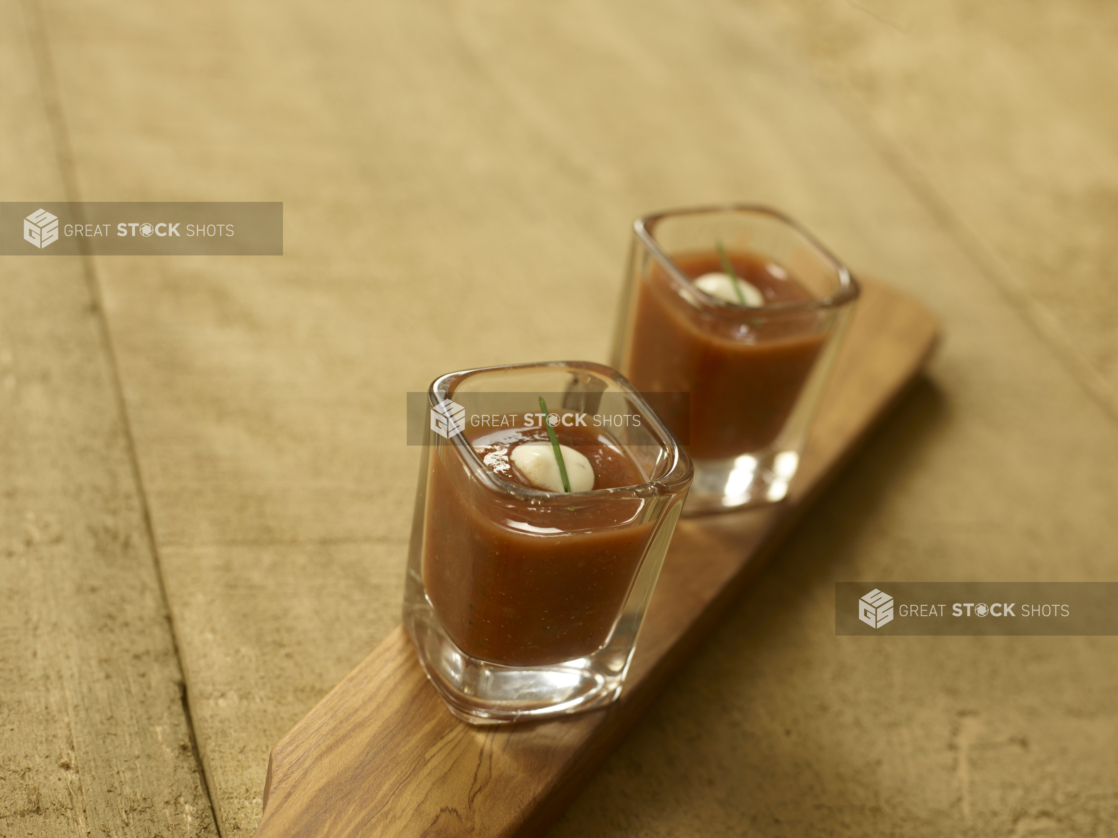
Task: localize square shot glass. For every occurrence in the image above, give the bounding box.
[404,361,692,724]
[611,205,859,514]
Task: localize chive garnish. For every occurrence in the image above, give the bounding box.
[716,239,749,306]
[538,396,572,493]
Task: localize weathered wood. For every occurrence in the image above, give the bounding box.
[254,279,939,838]
[752,0,1118,416]
[28,0,1118,834]
[0,0,216,834]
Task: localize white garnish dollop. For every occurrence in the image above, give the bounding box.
[694,272,765,307]
[511,442,595,493]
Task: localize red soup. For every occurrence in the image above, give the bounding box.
[422,423,654,666]
[625,250,825,460]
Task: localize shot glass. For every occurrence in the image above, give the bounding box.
[404,361,692,724]
[611,205,859,514]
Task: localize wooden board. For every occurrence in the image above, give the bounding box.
[14,1,1118,833]
[253,278,938,838]
[0,0,218,834]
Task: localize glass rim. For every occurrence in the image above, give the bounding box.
[428,360,694,503]
[634,203,861,315]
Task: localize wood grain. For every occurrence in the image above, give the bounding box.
[0,0,216,833]
[23,0,1118,833]
[254,279,938,838]
[751,0,1118,418]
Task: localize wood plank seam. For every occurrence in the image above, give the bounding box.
[17,0,226,832]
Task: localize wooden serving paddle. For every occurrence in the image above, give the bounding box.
[255,279,939,838]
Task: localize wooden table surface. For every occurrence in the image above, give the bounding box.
[2,1,1116,836]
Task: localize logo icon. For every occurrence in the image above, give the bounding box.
[858,588,894,629]
[140,223,154,237]
[23,209,59,249]
[430,398,466,439]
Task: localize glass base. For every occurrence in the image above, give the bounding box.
[682,450,800,516]
[404,593,633,725]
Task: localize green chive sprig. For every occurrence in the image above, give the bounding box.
[538,396,572,493]
[716,239,749,306]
